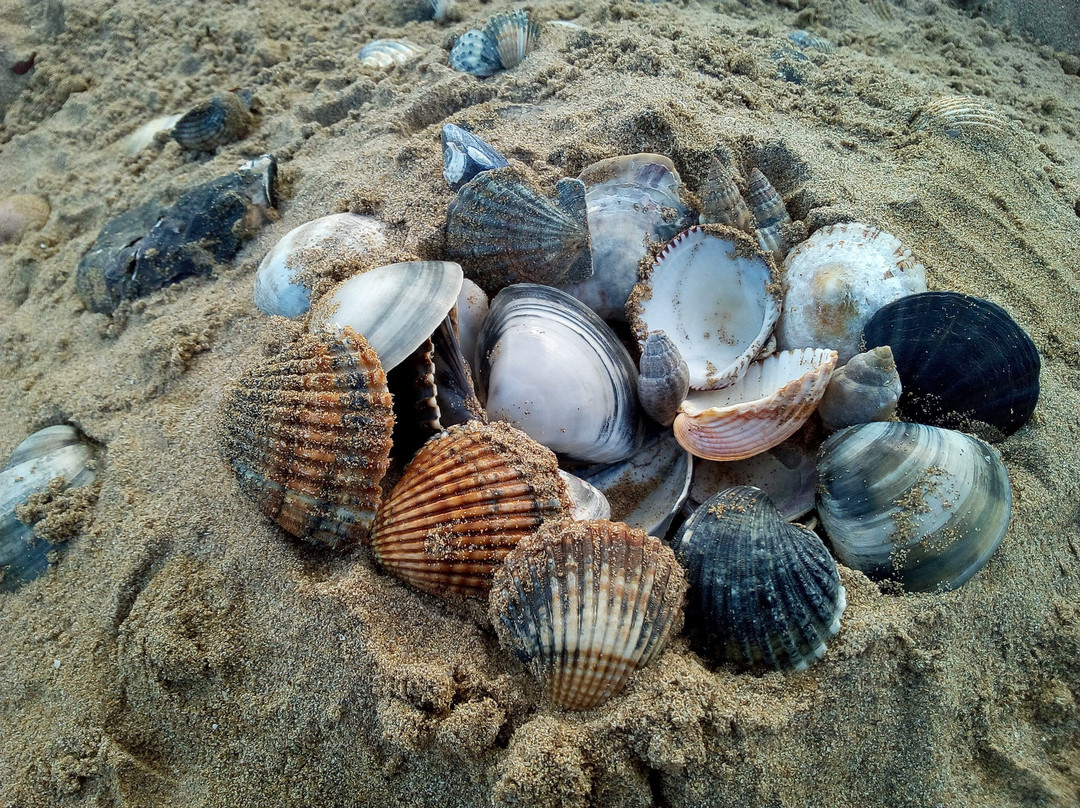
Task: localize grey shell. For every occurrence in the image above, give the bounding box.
[637,331,690,427]
[172,91,253,152]
[449,28,503,77]
[441,124,509,191]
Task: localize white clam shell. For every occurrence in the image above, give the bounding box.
[776,222,926,364]
[631,226,781,390]
[476,284,645,464]
[254,214,389,318]
[358,38,424,69]
[674,348,837,462]
[308,260,464,372]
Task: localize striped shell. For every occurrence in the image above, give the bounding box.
[490,518,687,710]
[637,331,690,427]
[220,327,394,549]
[371,421,570,597]
[449,28,503,77]
[674,485,846,670]
[745,168,791,258]
[358,39,424,69]
[172,91,253,152]
[914,95,1010,144]
[787,29,836,53]
[486,10,540,69]
[673,348,837,461]
[446,166,592,293]
[699,156,755,234]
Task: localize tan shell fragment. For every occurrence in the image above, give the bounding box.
[371,420,570,598]
[490,518,686,711]
[674,348,838,461]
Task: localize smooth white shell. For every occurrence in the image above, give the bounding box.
[255,214,389,318]
[776,222,926,364]
[454,278,489,376]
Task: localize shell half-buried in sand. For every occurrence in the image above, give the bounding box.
[371,420,570,598]
[490,518,687,711]
[220,327,394,550]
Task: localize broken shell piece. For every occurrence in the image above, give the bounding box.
[817,346,901,431]
[371,421,570,597]
[637,331,690,428]
[453,278,489,376]
[172,91,253,152]
[673,348,837,462]
[490,518,687,710]
[358,39,424,69]
[441,124,509,191]
[0,194,50,243]
[123,113,183,156]
[630,226,781,390]
[914,95,1010,145]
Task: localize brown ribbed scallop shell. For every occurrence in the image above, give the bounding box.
[220,327,394,549]
[371,420,569,597]
[490,518,687,711]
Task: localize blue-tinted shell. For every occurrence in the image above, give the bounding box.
[449,28,502,77]
[637,331,689,427]
[440,124,509,191]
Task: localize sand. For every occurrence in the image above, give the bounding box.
[1,0,1079,805]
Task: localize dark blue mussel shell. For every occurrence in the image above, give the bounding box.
[861,291,1040,438]
[441,124,509,191]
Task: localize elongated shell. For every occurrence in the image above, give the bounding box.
[485,10,540,69]
[446,166,592,293]
[371,421,570,597]
[358,39,424,69]
[441,124,509,191]
[1,425,99,592]
[630,226,781,390]
[637,331,690,427]
[449,28,503,77]
[490,518,687,710]
[673,485,846,670]
[220,327,394,549]
[862,291,1040,438]
[172,91,253,151]
[745,168,791,258]
[817,422,1012,592]
[674,348,837,462]
[308,260,464,372]
[817,346,901,432]
[699,156,755,234]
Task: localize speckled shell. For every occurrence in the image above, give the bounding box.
[674,348,837,461]
[490,518,687,710]
[446,166,593,293]
[862,292,1040,438]
[220,327,394,549]
[630,226,781,390]
[1,425,99,592]
[817,422,1012,592]
[674,485,846,670]
[485,10,540,69]
[358,38,424,69]
[441,124,509,191]
[171,91,253,151]
[776,222,926,364]
[914,96,1010,144]
[371,421,570,597]
[448,28,503,77]
[817,346,901,432]
[637,331,690,427]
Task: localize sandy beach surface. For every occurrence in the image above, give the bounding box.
[1,0,1079,805]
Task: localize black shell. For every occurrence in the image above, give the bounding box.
[172,91,253,151]
[862,291,1040,438]
[672,485,845,671]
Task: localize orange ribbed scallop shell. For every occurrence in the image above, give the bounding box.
[490,518,686,711]
[220,326,394,549]
[371,420,570,597]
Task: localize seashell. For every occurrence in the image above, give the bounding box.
[485,10,540,70]
[219,327,394,549]
[449,28,503,77]
[430,0,455,20]
[371,421,570,597]
[441,124,509,192]
[914,96,1010,144]
[559,471,612,522]
[575,429,691,538]
[254,213,389,318]
[787,29,836,53]
[490,518,687,710]
[453,277,489,377]
[745,168,791,259]
[308,260,464,372]
[673,348,837,462]
[674,486,845,670]
[475,284,645,464]
[862,291,1040,438]
[817,422,1012,592]
[358,38,424,69]
[775,221,926,364]
[557,153,696,321]
[817,345,901,432]
[630,225,782,390]
[637,331,690,428]
[76,154,277,314]
[446,166,593,293]
[699,156,755,235]
[0,194,50,243]
[171,91,254,152]
[122,113,183,156]
[1,425,100,593]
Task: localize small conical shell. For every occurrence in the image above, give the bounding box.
[699,156,755,235]
[446,166,593,293]
[371,421,570,597]
[172,91,253,151]
[817,346,901,431]
[220,327,394,549]
[745,168,790,258]
[673,486,846,670]
[490,518,687,710]
[485,10,540,69]
[637,331,690,427]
